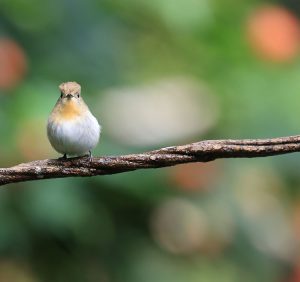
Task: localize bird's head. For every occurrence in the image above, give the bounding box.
[55,82,86,119]
[59,81,81,102]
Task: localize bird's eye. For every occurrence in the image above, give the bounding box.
[77,93,80,98]
[60,92,63,98]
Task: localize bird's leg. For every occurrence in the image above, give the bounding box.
[81,151,92,161]
[88,150,92,161]
[58,153,67,160]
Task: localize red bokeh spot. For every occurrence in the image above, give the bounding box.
[247,5,300,62]
[169,162,220,192]
[289,261,300,282]
[0,38,27,90]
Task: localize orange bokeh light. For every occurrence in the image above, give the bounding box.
[17,119,52,161]
[247,5,300,62]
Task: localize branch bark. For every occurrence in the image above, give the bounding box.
[1,135,300,186]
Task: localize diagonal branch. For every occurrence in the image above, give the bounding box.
[1,134,300,186]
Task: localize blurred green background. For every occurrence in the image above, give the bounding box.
[1,0,300,281]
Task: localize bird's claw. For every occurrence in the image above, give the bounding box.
[58,153,67,160]
[84,150,92,162]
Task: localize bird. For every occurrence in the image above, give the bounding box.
[47,81,101,159]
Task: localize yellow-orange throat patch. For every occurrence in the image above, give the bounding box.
[58,100,82,120]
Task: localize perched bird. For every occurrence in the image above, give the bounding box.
[47,82,101,159]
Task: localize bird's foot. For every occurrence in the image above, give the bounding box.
[80,151,93,161]
[58,153,67,160]
[87,150,92,162]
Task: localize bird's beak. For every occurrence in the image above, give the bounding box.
[66,94,73,99]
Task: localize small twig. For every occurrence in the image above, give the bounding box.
[1,135,300,186]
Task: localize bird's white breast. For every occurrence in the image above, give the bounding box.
[47,111,101,156]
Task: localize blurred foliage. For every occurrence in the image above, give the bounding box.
[1,0,300,281]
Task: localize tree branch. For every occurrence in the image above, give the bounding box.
[1,135,300,186]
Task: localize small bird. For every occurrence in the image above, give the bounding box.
[47,82,101,159]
